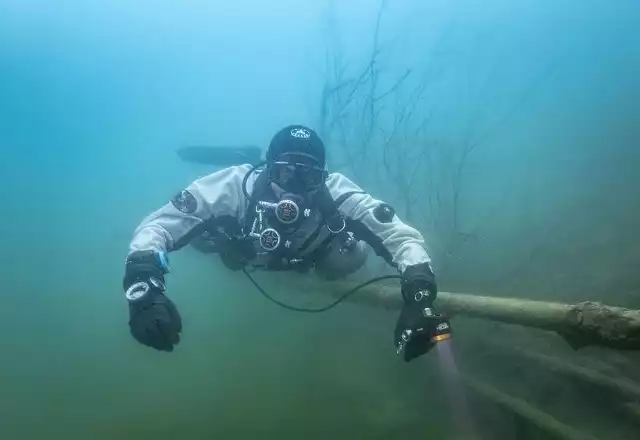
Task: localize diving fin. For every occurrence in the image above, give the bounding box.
[177,145,262,166]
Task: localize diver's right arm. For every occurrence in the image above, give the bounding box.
[127,165,249,255]
[122,165,249,352]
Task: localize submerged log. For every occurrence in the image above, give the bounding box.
[620,402,640,425]
[462,376,601,440]
[285,276,640,351]
[481,341,640,400]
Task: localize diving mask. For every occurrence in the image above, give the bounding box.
[269,154,327,194]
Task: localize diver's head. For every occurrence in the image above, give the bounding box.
[266,125,327,196]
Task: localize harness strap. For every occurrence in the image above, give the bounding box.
[242,168,271,234]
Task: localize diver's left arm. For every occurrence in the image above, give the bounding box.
[326,173,435,280]
[327,173,447,361]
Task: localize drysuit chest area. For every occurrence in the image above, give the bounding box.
[191,201,335,272]
[243,196,334,270]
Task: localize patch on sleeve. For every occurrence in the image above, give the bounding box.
[170,189,198,214]
[373,203,395,223]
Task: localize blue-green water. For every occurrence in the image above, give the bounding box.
[1,1,639,439]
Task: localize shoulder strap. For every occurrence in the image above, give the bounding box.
[333,190,366,209]
[242,168,271,233]
[314,185,348,233]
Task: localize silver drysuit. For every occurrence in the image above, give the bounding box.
[127,164,432,275]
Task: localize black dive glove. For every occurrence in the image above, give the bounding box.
[123,250,182,352]
[394,262,451,362]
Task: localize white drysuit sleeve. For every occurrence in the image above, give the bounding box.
[127,165,252,256]
[325,172,432,274]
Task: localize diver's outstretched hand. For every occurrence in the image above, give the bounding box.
[395,262,450,362]
[123,251,182,352]
[394,303,450,362]
[126,281,182,352]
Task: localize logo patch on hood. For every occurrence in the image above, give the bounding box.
[290,127,311,139]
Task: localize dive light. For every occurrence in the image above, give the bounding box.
[423,306,453,344]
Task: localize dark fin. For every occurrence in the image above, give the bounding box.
[177,145,262,166]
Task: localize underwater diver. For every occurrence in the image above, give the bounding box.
[122,125,450,362]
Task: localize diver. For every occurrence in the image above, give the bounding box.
[122,125,450,362]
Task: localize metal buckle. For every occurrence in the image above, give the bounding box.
[327,216,346,234]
